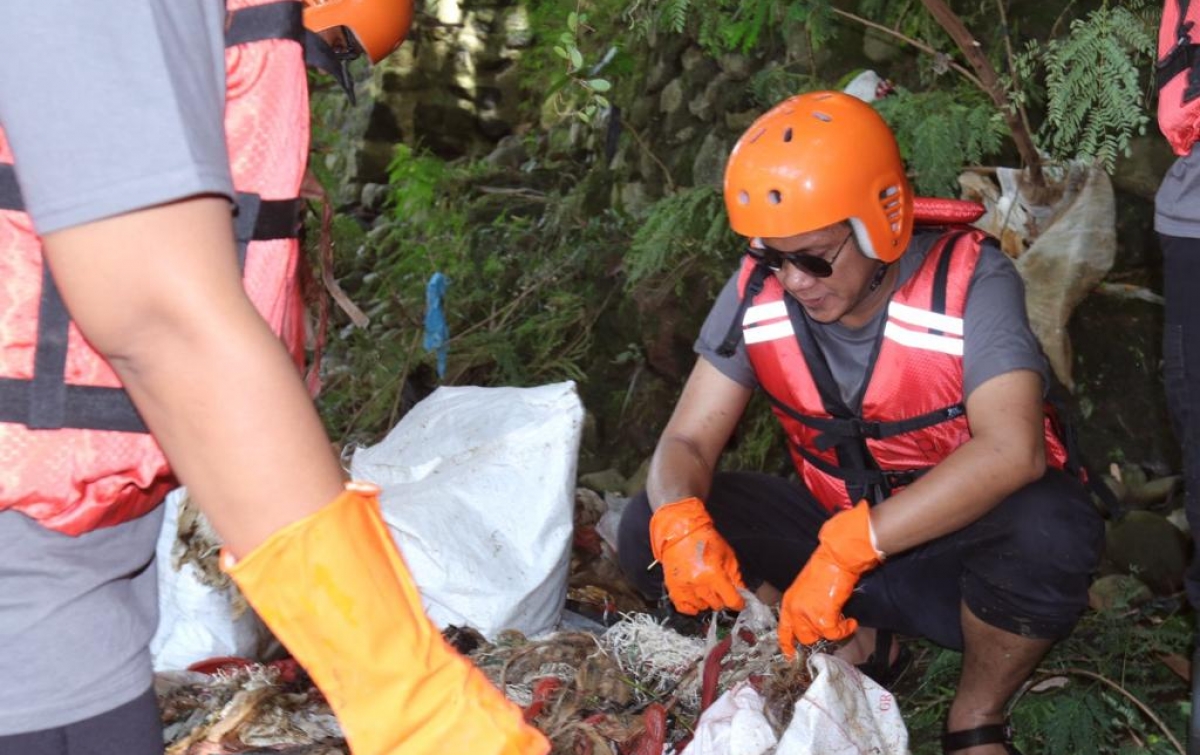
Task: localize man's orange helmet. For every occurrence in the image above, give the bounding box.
[723,91,913,262]
[303,0,414,64]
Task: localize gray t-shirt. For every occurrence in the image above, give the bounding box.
[0,0,232,732]
[0,0,234,234]
[0,507,164,733]
[696,229,1049,406]
[1155,145,1200,238]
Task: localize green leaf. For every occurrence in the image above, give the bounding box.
[570,48,584,70]
[553,46,569,60]
[567,11,578,32]
[586,78,612,92]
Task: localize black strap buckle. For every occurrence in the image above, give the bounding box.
[882,469,920,489]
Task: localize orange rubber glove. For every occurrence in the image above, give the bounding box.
[778,501,882,659]
[222,482,549,755]
[649,496,746,615]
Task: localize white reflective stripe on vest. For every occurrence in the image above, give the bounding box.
[742,301,793,344]
[888,300,964,335]
[743,300,788,324]
[883,320,964,355]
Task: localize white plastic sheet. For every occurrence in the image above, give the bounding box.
[687,653,908,755]
[687,682,779,755]
[350,381,583,639]
[777,654,908,755]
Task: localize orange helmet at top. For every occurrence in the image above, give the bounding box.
[723,91,913,263]
[303,0,414,64]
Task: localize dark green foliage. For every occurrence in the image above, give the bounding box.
[1028,2,1157,171]
[902,603,1190,754]
[875,88,1009,195]
[749,66,827,109]
[624,185,739,292]
[313,145,635,445]
[626,0,824,57]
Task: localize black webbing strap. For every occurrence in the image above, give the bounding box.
[0,189,299,434]
[0,164,21,211]
[225,1,304,47]
[772,394,966,452]
[929,231,965,331]
[787,296,885,502]
[0,264,149,433]
[0,162,148,431]
[793,442,929,491]
[224,1,357,100]
[233,193,302,267]
[716,263,771,358]
[305,29,358,102]
[1156,0,1200,103]
[27,264,70,429]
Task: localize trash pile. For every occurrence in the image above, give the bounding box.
[157,601,813,755]
[152,386,907,753]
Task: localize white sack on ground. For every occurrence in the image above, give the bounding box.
[350,381,583,639]
[775,653,909,755]
[687,653,908,755]
[960,163,1116,390]
[686,681,778,755]
[151,487,271,671]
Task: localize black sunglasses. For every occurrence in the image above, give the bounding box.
[746,230,854,278]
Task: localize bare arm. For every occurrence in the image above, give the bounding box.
[869,368,1047,555]
[41,197,345,558]
[646,357,754,512]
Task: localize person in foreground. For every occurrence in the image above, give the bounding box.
[617,90,1103,755]
[0,2,547,754]
[1153,0,1200,751]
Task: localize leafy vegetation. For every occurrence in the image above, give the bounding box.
[314,146,625,447]
[1020,0,1158,172]
[875,87,1008,194]
[902,600,1191,753]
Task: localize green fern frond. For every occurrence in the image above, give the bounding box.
[625,185,739,288]
[875,89,1008,195]
[1034,2,1155,171]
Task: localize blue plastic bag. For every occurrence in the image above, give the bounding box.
[423,272,449,378]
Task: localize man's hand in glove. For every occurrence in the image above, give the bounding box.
[778,501,882,659]
[649,497,746,615]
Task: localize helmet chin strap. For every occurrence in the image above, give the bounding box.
[842,261,893,325]
[868,261,890,292]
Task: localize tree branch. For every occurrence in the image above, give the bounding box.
[917,0,1045,186]
[830,8,986,92]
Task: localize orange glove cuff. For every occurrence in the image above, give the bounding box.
[222,482,549,755]
[648,496,713,562]
[820,500,883,574]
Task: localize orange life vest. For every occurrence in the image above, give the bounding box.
[733,229,1070,512]
[1157,0,1200,155]
[0,0,310,535]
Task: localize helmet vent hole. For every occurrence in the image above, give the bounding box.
[782,127,794,142]
[767,190,782,205]
[812,111,833,123]
[879,185,904,235]
[738,190,750,206]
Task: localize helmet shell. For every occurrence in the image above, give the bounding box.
[723,91,913,262]
[303,0,414,64]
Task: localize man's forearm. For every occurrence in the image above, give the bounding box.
[870,433,1045,555]
[646,434,718,512]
